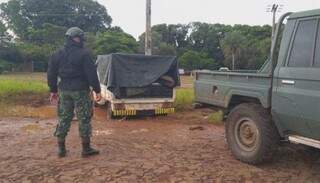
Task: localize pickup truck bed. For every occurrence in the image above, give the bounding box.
[194,71,271,109]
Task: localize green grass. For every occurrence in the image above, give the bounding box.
[0,72,47,82]
[208,110,224,124]
[0,73,48,104]
[0,73,195,111]
[174,88,194,110]
[0,80,48,95]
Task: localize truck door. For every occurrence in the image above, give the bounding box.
[273,18,320,140]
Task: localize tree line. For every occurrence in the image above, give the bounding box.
[0,0,272,72]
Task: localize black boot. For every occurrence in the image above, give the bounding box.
[58,138,66,158]
[81,137,99,157]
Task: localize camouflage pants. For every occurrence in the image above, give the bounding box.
[54,90,93,139]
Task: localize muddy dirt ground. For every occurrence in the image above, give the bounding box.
[0,107,320,183]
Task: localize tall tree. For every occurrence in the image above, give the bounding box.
[0,0,112,39]
[0,0,29,39]
[167,24,190,49]
[26,23,67,45]
[179,50,217,71]
[155,43,176,56]
[221,31,245,70]
[0,20,11,46]
[188,22,224,64]
[93,30,139,55]
[138,31,175,55]
[139,24,189,53]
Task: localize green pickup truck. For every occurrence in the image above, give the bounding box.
[194,9,320,164]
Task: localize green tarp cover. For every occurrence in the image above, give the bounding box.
[96,53,180,92]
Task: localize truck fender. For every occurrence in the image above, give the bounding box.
[225,89,270,109]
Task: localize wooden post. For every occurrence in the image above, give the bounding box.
[145,0,152,55]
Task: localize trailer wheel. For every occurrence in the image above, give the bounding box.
[106,102,115,120]
[225,103,280,164]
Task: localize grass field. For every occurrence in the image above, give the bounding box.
[0,73,195,115]
[0,73,48,105]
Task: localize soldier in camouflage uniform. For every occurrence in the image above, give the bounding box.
[47,27,102,158]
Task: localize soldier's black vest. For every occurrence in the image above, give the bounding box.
[56,40,90,91]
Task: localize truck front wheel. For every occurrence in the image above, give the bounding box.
[226,103,280,164]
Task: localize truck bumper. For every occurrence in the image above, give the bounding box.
[112,107,175,117]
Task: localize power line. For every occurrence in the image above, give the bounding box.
[25,13,93,17]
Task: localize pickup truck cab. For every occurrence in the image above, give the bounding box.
[194,9,320,164]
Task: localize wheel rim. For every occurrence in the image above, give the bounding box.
[234,117,259,152]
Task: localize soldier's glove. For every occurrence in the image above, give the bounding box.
[95,93,102,102]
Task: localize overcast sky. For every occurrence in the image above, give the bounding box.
[1,0,320,39]
[99,0,320,38]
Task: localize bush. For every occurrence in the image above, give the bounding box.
[0,59,13,73]
[179,50,218,71]
[208,110,224,124]
[93,31,139,55]
[174,88,194,110]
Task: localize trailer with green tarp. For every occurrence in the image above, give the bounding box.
[96,53,180,118]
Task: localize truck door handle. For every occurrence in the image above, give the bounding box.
[282,80,295,85]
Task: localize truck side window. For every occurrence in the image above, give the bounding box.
[288,19,317,67]
[314,21,320,67]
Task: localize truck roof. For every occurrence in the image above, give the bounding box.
[289,9,320,19]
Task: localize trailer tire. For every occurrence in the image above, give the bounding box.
[225,103,280,164]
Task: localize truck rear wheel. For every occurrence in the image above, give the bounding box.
[225,103,280,164]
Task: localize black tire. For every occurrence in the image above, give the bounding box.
[225,103,280,165]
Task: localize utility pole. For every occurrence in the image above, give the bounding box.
[145,0,152,55]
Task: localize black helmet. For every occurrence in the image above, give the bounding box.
[65,27,84,38]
